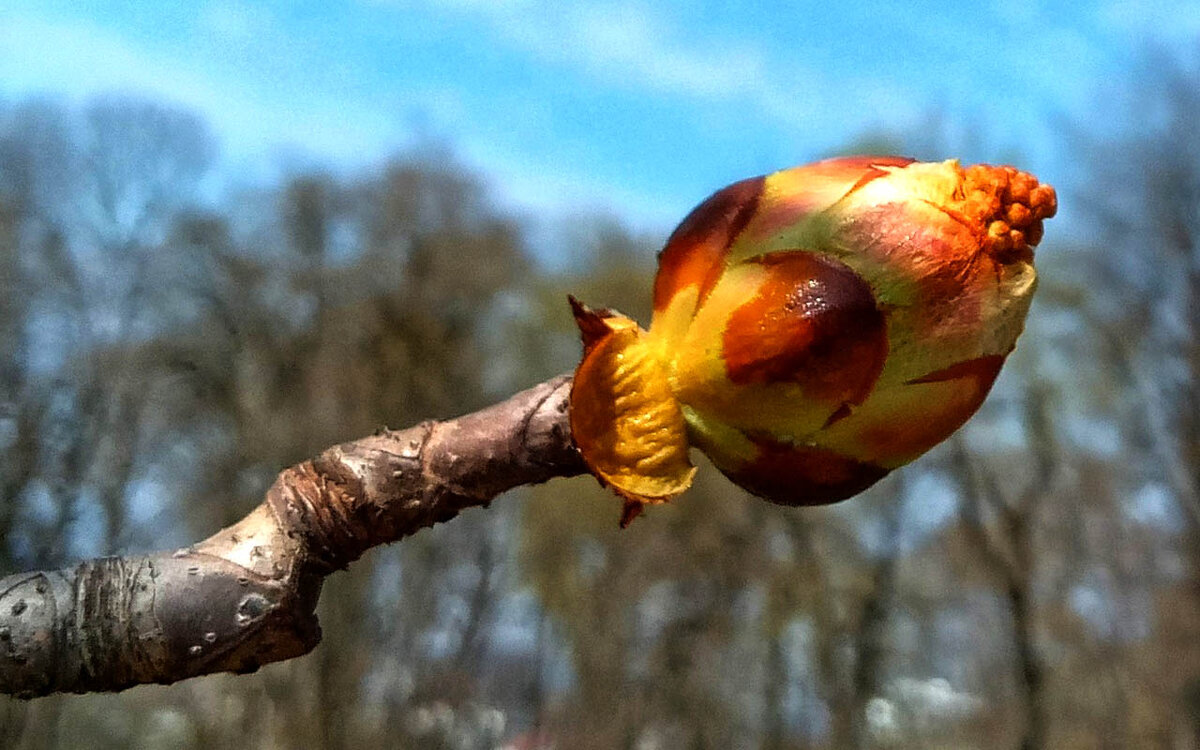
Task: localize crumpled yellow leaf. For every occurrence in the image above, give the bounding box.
[568,297,696,527]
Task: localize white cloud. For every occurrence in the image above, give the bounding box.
[0,16,204,104]
[505,4,769,98]
[0,9,680,248]
[382,0,830,124]
[0,14,413,171]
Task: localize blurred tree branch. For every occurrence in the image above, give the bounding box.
[0,376,582,699]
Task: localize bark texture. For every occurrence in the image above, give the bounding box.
[0,376,583,698]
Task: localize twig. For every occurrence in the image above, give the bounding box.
[0,376,583,698]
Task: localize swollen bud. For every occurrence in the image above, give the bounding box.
[570,157,1056,524]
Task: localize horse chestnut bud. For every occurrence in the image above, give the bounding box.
[570,156,1056,525]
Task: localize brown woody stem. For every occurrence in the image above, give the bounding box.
[0,376,582,698]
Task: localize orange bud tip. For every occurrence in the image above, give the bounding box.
[958,163,1057,262]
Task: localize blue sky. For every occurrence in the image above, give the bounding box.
[1,0,1197,235]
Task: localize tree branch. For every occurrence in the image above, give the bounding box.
[0,375,583,698]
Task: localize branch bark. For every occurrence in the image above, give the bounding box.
[0,375,583,698]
